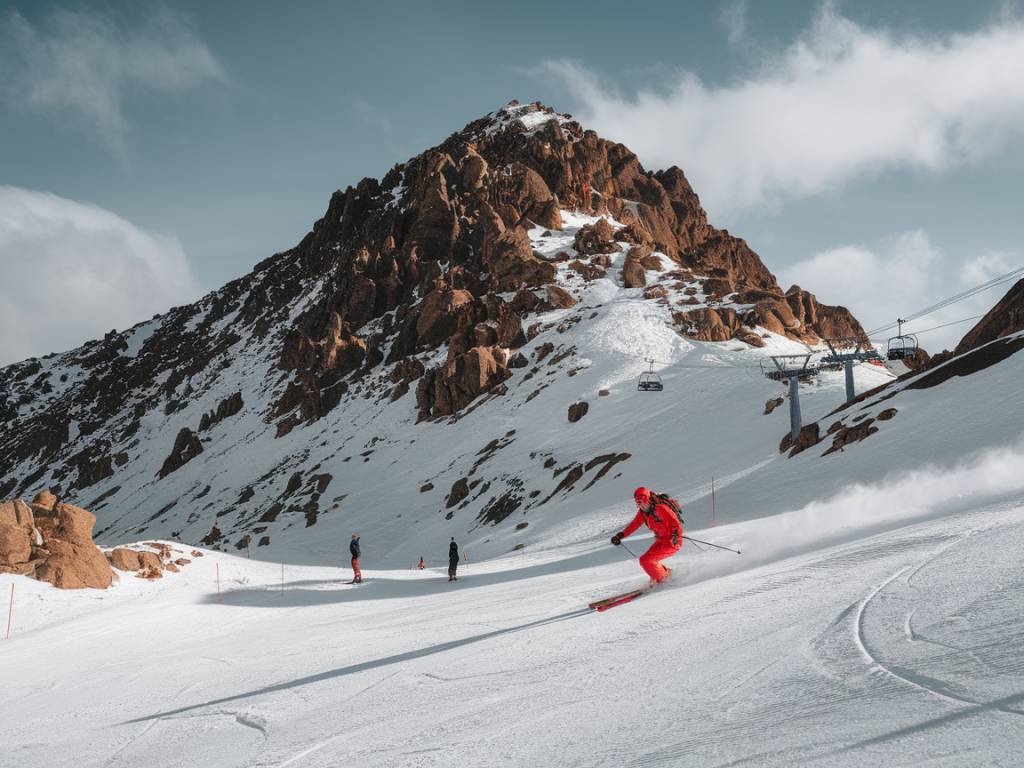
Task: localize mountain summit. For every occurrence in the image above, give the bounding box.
[1,100,866,561]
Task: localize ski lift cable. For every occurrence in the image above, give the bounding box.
[864,266,1024,337]
[902,270,1022,322]
[865,268,1022,335]
[870,313,984,340]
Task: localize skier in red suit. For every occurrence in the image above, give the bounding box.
[611,487,682,583]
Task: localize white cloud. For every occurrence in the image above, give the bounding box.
[1,7,225,159]
[719,0,748,46]
[0,186,201,365]
[542,5,1024,217]
[779,230,1018,352]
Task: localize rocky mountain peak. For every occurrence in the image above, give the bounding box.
[0,101,868,555]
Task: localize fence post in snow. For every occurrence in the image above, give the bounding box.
[5,583,13,640]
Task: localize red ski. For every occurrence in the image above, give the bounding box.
[589,588,646,611]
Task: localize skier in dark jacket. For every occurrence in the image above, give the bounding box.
[448,537,459,581]
[349,533,362,583]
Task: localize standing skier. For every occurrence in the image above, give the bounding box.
[448,537,459,581]
[349,533,362,584]
[611,487,682,584]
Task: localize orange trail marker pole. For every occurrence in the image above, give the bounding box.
[5,583,13,640]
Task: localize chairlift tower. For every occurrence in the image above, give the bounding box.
[820,338,883,403]
[761,354,817,443]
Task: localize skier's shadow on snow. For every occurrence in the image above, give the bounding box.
[200,544,643,608]
[122,606,591,725]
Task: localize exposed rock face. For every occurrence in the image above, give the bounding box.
[2,493,113,588]
[544,285,576,309]
[199,392,244,431]
[31,501,113,589]
[32,490,56,514]
[955,279,1024,355]
[0,500,38,574]
[574,219,620,255]
[158,428,204,479]
[823,419,878,455]
[622,246,649,289]
[417,346,511,418]
[486,227,557,292]
[568,402,589,423]
[109,547,167,575]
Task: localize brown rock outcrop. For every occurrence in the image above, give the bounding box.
[955,279,1024,355]
[622,246,649,289]
[544,285,576,309]
[109,549,142,571]
[32,503,113,589]
[0,500,38,574]
[158,428,204,479]
[199,392,244,432]
[416,346,512,418]
[568,402,589,423]
[31,490,57,514]
[574,219,620,256]
[486,227,556,292]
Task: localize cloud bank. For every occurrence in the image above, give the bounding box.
[779,230,1017,351]
[543,6,1024,217]
[0,187,200,365]
[1,7,225,158]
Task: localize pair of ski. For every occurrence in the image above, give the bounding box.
[588,585,652,612]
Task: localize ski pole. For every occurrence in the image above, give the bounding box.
[683,536,741,554]
[620,540,641,560]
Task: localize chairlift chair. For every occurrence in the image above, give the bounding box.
[886,319,919,361]
[637,359,663,392]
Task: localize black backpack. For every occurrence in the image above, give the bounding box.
[649,491,683,526]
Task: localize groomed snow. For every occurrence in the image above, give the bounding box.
[4,445,1024,765]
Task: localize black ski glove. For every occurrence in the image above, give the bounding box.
[611,533,623,546]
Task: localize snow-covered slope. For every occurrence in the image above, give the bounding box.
[5,444,1024,766]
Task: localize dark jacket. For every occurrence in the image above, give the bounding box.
[449,541,459,563]
[350,537,361,558]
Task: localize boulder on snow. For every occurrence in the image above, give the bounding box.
[568,401,589,423]
[32,503,113,589]
[447,478,470,508]
[544,285,576,309]
[573,219,619,256]
[109,548,143,572]
[0,500,37,574]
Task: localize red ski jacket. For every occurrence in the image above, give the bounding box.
[621,501,683,544]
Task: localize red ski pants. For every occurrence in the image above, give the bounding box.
[639,537,680,582]
[351,557,361,581]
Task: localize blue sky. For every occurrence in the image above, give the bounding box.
[1,0,1022,363]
